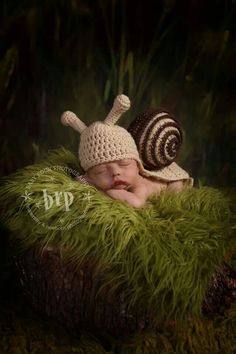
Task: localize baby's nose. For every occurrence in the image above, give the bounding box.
[112,169,120,176]
[111,166,121,176]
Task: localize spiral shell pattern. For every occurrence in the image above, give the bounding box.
[128,109,183,170]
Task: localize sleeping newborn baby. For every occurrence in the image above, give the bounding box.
[61,94,193,208]
[84,159,187,208]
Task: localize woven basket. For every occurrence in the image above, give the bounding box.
[13,243,236,339]
[14,245,155,338]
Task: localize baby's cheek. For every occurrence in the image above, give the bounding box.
[97,176,113,191]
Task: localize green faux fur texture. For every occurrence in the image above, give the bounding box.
[0,148,235,321]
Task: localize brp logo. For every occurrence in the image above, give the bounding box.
[21,165,91,230]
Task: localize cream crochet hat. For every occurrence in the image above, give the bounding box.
[61,95,193,184]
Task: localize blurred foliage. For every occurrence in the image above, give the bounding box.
[0,0,235,186]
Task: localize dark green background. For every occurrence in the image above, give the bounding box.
[1,0,236,186]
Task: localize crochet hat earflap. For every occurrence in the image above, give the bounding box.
[61,95,141,171]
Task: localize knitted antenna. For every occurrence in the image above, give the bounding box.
[104,94,130,126]
[61,111,87,133]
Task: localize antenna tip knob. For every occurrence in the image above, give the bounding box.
[115,94,131,111]
[61,111,76,126]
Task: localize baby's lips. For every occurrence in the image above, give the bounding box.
[113,180,127,186]
[112,180,129,189]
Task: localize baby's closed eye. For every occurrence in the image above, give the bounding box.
[92,165,107,174]
[118,160,132,166]
[94,169,107,175]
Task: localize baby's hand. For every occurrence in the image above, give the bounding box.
[106,189,132,201]
[106,189,146,208]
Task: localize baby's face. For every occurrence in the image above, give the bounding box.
[86,159,140,191]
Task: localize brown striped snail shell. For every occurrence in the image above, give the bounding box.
[128,108,183,170]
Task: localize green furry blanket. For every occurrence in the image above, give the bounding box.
[0,148,235,321]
